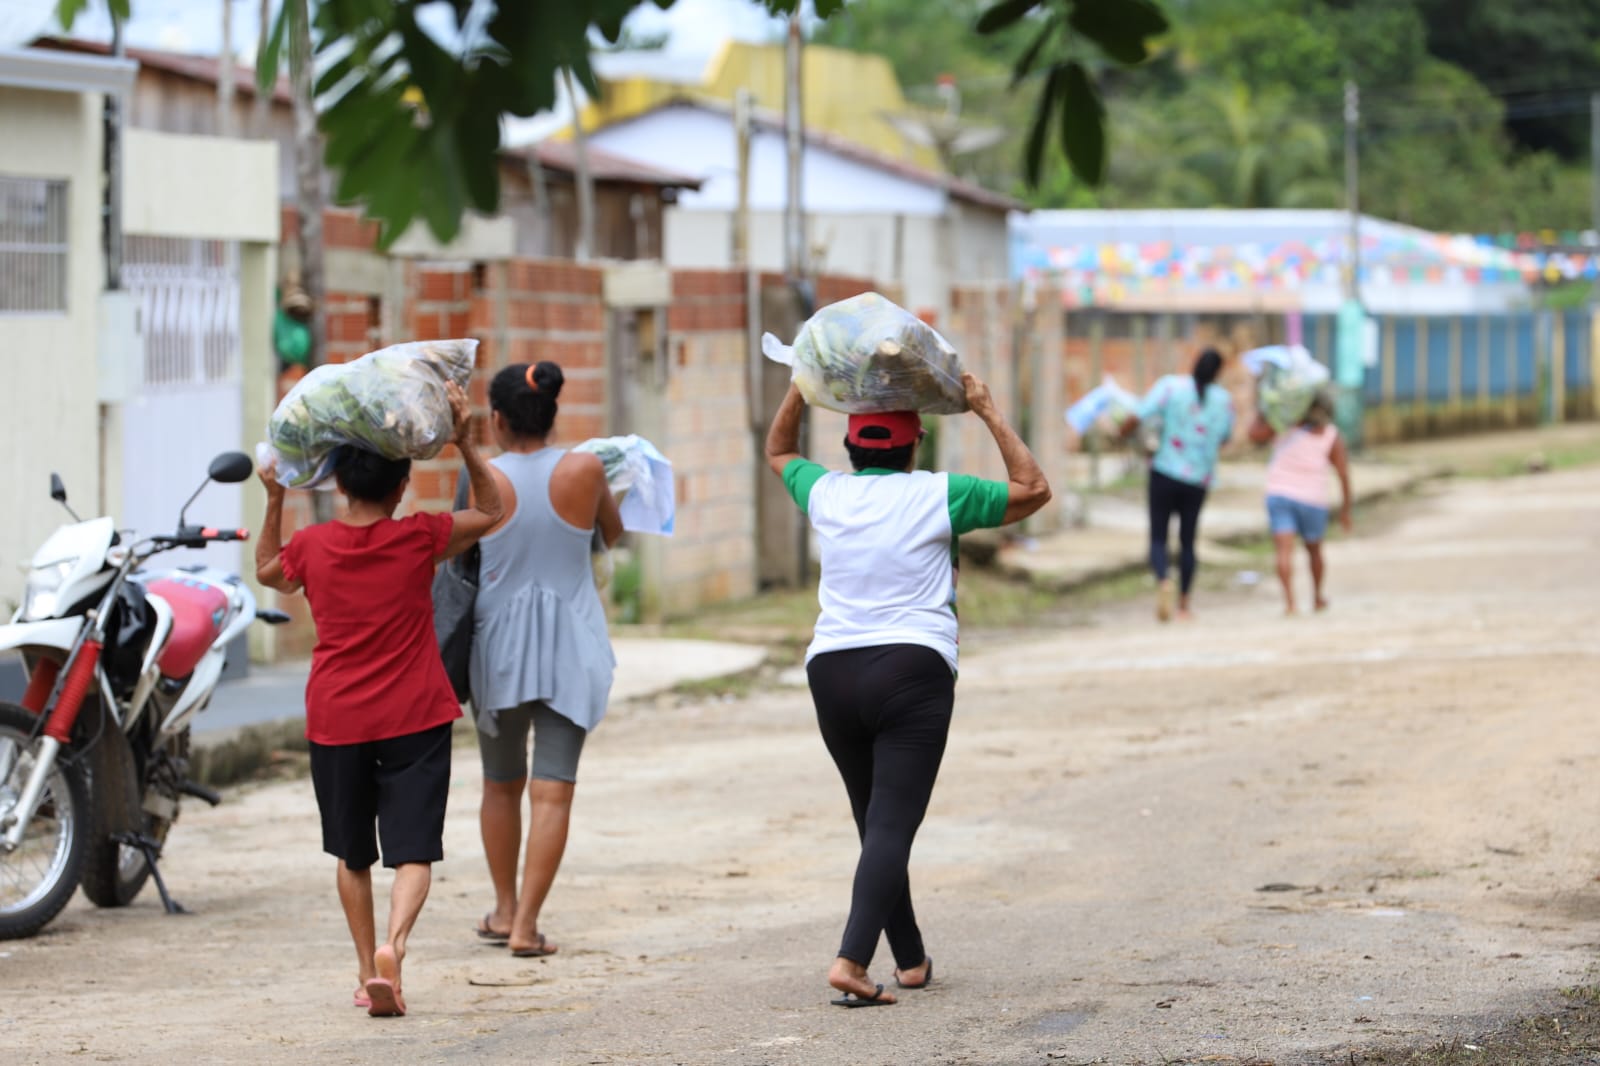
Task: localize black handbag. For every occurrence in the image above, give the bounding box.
[431,469,479,703]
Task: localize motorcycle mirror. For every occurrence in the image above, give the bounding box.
[48,473,82,521]
[207,452,255,484]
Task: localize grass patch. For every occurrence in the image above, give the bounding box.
[667,567,1067,648]
[669,666,765,701]
[1335,983,1600,1066]
[1464,439,1600,480]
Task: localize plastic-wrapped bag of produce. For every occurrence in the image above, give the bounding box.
[264,339,478,488]
[761,292,968,415]
[1065,376,1141,437]
[573,434,676,536]
[1242,345,1331,431]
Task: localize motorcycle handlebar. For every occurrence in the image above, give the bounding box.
[149,527,252,550]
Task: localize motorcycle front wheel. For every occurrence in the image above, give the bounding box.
[0,702,89,940]
[80,728,187,909]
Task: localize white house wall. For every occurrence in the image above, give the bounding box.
[0,86,105,608]
[588,107,946,215]
[664,207,954,317]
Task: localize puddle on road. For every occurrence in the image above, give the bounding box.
[1035,1008,1094,1034]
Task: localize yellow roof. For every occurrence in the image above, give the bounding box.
[565,40,943,173]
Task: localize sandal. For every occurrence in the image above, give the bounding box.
[830,983,893,1008]
[476,912,510,942]
[894,957,933,990]
[509,933,558,958]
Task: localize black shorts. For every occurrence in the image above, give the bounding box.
[307,721,453,870]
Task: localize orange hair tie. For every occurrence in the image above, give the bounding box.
[525,364,539,392]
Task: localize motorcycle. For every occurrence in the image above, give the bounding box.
[0,451,288,939]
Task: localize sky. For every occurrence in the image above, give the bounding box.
[35,0,806,62]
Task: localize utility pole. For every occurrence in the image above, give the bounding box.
[100,10,127,516]
[1590,92,1599,301]
[1343,80,1359,303]
[104,14,124,292]
[217,0,235,137]
[290,0,331,521]
[563,69,594,263]
[783,14,805,281]
[252,0,271,137]
[782,15,811,584]
[1335,79,1365,450]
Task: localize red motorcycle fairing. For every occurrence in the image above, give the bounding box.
[146,577,229,679]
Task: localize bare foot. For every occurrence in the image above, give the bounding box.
[1176,607,1195,622]
[894,957,932,989]
[1315,598,1330,612]
[829,957,896,1005]
[366,943,407,1017]
[509,932,559,957]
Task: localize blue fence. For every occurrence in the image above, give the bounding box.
[1304,309,1593,412]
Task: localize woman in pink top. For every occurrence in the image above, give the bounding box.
[1249,394,1352,614]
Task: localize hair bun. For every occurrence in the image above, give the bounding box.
[532,360,564,401]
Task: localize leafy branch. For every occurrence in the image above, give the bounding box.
[977,0,1169,187]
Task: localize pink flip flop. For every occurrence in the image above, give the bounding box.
[353,989,371,1009]
[365,945,407,1017]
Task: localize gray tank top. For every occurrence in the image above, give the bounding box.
[470,448,615,734]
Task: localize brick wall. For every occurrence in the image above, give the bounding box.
[655,270,757,614]
[944,283,1014,485]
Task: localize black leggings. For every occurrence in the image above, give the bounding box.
[806,644,954,970]
[1148,469,1209,596]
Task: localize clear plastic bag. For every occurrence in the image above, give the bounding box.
[264,339,477,488]
[572,434,676,536]
[1242,345,1332,432]
[1065,376,1141,437]
[761,292,968,415]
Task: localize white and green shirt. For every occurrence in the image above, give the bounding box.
[784,459,1010,673]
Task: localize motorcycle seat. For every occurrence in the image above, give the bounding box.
[146,577,229,679]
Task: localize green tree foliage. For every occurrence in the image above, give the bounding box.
[252,0,848,246]
[1412,0,1600,158]
[820,0,1592,231]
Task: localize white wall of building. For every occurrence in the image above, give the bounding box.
[0,85,105,608]
[588,105,947,216]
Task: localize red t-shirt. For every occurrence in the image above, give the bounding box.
[280,512,463,745]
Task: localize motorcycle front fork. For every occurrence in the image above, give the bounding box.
[0,644,100,852]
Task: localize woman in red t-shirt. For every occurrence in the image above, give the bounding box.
[255,382,502,1017]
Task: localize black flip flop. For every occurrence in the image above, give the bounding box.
[830,983,892,1008]
[476,913,510,942]
[510,933,558,958]
[894,957,933,990]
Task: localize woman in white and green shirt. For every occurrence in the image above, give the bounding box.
[764,373,1051,1008]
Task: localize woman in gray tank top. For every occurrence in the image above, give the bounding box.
[470,360,622,957]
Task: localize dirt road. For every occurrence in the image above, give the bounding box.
[4,467,1599,1065]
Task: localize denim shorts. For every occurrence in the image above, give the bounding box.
[1266,494,1329,543]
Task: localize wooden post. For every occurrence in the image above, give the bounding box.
[1552,312,1567,423]
[1478,313,1490,413]
[1448,316,1462,414]
[1506,317,1520,426]
[1416,317,1429,424]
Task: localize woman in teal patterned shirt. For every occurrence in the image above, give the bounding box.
[1121,349,1234,621]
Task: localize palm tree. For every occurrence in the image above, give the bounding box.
[1174,81,1339,208]
[1108,80,1340,209]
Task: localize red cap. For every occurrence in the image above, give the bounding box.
[846,411,924,449]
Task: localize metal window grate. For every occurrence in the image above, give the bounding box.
[0,176,69,313]
[124,236,241,389]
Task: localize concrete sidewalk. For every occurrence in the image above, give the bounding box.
[995,423,1598,591]
[192,635,767,748]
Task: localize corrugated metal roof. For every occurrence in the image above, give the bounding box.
[34,36,293,103]
[607,97,1025,213]
[507,139,704,189]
